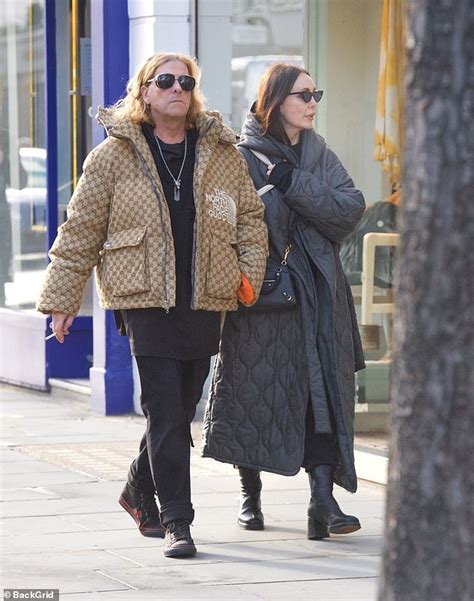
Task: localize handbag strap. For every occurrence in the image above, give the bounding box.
[250,149,274,167]
[256,183,274,197]
[250,149,297,264]
[250,150,275,197]
[282,218,297,264]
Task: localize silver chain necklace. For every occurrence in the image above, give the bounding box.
[154,133,187,202]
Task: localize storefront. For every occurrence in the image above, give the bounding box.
[0,0,132,412]
[1,0,395,420]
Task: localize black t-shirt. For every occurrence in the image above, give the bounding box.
[118,124,220,359]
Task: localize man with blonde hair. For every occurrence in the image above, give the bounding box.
[37,52,268,558]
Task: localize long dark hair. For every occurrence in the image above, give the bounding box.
[255,63,309,145]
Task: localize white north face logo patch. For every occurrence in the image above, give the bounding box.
[206,187,237,226]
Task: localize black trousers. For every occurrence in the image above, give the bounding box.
[302,402,338,470]
[127,356,211,526]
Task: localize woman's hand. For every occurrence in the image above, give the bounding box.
[51,312,75,343]
[267,160,293,193]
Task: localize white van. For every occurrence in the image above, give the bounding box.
[231,55,304,131]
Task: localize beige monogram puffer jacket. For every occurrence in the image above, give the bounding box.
[37,109,268,315]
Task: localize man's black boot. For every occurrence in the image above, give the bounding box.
[238,467,264,530]
[163,520,197,558]
[307,465,361,540]
[118,482,165,538]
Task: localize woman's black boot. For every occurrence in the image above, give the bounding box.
[307,464,361,540]
[237,467,264,530]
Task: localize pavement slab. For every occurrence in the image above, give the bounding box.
[1,384,386,600]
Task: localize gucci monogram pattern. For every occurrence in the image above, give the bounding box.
[100,227,150,297]
[37,110,268,316]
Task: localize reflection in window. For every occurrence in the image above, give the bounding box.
[231,0,304,131]
[0,0,46,309]
[311,0,393,403]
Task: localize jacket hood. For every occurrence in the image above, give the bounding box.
[96,106,236,145]
[238,109,327,168]
[195,110,237,144]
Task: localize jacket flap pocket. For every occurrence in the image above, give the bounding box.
[103,227,147,251]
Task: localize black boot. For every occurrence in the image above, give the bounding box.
[237,467,264,530]
[307,465,361,540]
[118,482,165,538]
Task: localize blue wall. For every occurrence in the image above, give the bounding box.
[90,0,134,414]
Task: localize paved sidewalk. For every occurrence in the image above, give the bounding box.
[1,384,386,600]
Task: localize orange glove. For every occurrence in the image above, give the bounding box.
[237,273,256,306]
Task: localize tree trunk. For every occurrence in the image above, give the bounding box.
[378,1,474,600]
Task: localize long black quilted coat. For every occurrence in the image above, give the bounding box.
[202,114,366,492]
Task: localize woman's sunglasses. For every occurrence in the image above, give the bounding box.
[147,73,196,92]
[288,89,324,103]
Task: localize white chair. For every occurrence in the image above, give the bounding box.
[360,232,400,326]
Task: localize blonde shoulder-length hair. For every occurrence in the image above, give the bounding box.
[109,53,205,129]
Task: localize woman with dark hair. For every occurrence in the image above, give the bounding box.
[202,63,366,540]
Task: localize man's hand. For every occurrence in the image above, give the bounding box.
[51,312,75,343]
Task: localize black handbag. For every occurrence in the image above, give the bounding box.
[253,222,297,311]
[249,148,297,311]
[253,256,297,310]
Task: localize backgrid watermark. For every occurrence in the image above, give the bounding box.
[3,591,59,600]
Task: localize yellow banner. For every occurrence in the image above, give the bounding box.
[374,0,406,189]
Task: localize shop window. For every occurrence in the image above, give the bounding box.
[0,0,93,313]
[199,0,394,404]
[231,0,304,131]
[0,0,47,309]
[312,0,395,404]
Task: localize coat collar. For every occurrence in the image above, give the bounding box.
[238,111,326,170]
[96,106,236,147]
[96,107,237,195]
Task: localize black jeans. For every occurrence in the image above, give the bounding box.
[127,356,211,526]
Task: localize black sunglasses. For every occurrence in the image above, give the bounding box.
[288,89,324,103]
[147,73,196,91]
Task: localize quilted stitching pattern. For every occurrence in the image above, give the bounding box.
[36,111,268,316]
[201,118,365,493]
[202,306,309,476]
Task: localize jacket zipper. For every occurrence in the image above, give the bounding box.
[109,119,216,312]
[190,141,200,310]
[189,120,214,310]
[110,131,172,311]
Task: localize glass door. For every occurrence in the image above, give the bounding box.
[0,0,47,309]
[56,0,93,315]
[311,0,394,404]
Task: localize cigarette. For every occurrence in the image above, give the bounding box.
[45,333,57,341]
